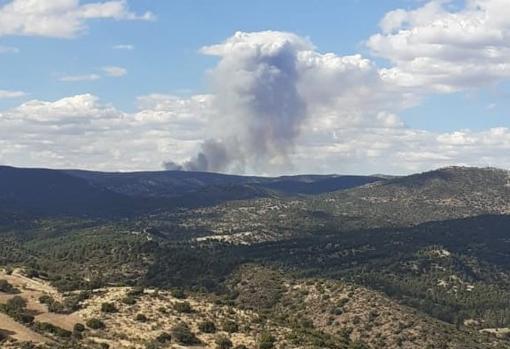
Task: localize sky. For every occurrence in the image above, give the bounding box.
[1,0,510,175]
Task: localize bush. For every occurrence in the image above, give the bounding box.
[223,320,239,333]
[156,332,172,343]
[73,323,85,332]
[122,296,137,305]
[258,332,276,349]
[171,288,187,299]
[171,322,200,346]
[234,346,248,349]
[1,296,33,324]
[136,313,148,322]
[199,320,217,333]
[38,295,54,305]
[63,295,83,312]
[34,322,72,338]
[7,295,27,310]
[47,301,65,313]
[18,313,35,324]
[86,318,105,330]
[215,334,233,349]
[101,302,118,313]
[0,279,20,294]
[174,301,193,313]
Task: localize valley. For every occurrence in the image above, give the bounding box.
[1,166,510,348]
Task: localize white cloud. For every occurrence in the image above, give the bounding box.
[368,0,510,92]
[1,91,510,174]
[59,74,101,82]
[0,90,25,99]
[2,24,510,174]
[0,45,18,53]
[0,94,211,171]
[166,31,413,173]
[102,66,127,77]
[113,44,134,50]
[0,0,154,38]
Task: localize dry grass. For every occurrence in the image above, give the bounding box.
[77,287,290,349]
[0,268,83,345]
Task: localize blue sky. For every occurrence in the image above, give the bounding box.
[0,1,405,107]
[1,0,510,174]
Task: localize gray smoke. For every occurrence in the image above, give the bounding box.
[164,139,230,172]
[166,31,312,173]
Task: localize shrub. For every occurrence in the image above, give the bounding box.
[38,295,54,305]
[258,332,276,349]
[47,301,65,313]
[63,295,83,312]
[223,320,239,333]
[234,346,248,349]
[199,320,217,333]
[0,279,20,294]
[7,295,27,310]
[1,296,33,324]
[35,322,72,338]
[101,302,118,313]
[171,288,187,299]
[156,332,172,343]
[86,318,105,330]
[136,313,148,322]
[174,301,193,313]
[122,296,137,305]
[215,334,233,349]
[171,322,200,346]
[18,313,35,324]
[73,323,85,332]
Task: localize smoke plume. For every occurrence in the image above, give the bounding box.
[165,31,312,173]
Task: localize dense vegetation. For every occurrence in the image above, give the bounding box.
[2,166,510,348]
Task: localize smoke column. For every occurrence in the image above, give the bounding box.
[165,31,312,173]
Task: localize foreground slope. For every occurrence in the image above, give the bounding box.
[1,267,505,349]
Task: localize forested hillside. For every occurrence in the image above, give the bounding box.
[2,166,510,348]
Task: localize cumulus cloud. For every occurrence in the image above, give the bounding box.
[1,89,510,174]
[368,0,510,92]
[0,0,154,38]
[167,31,410,174]
[3,1,510,175]
[0,94,210,171]
[2,93,510,174]
[102,66,127,77]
